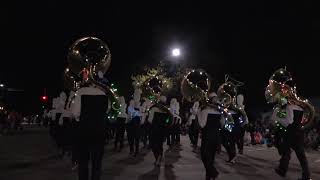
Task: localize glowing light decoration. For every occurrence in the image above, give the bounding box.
[266,68,315,129]
[180,69,211,102]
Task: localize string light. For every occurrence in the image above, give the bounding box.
[268,74,314,128]
[183,69,210,97]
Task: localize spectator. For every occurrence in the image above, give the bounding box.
[307,128,319,150]
[254,131,263,144]
[243,131,251,146]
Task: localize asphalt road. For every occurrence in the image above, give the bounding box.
[0,127,319,180]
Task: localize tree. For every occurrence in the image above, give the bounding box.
[131,62,174,97]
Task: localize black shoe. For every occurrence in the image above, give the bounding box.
[226,155,237,164]
[274,168,286,177]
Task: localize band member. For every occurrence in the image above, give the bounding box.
[48,98,58,140]
[188,101,200,149]
[127,99,141,156]
[42,109,49,128]
[66,91,79,170]
[114,96,127,152]
[48,96,64,154]
[198,93,224,180]
[166,98,177,147]
[170,98,181,145]
[55,92,68,158]
[140,98,151,149]
[217,81,248,163]
[148,96,170,166]
[71,83,108,180]
[235,94,248,154]
[220,109,240,163]
[58,99,73,158]
[266,68,313,180]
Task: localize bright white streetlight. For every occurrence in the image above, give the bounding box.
[172,48,180,57]
[0,84,4,87]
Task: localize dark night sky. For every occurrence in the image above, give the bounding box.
[1,1,320,113]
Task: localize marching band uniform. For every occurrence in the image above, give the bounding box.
[198,99,224,180]
[188,101,200,148]
[48,97,64,153]
[58,106,73,158]
[215,81,248,163]
[170,98,181,145]
[66,91,79,169]
[71,84,108,180]
[265,68,313,180]
[235,94,247,154]
[114,96,127,152]
[48,98,59,142]
[148,96,169,166]
[166,98,177,147]
[220,110,241,163]
[140,99,150,148]
[127,99,141,156]
[55,92,68,157]
[273,104,311,180]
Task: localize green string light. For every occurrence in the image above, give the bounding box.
[165,118,170,124]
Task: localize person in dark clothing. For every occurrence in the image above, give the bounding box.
[140,99,151,149]
[170,98,181,145]
[127,99,142,156]
[172,117,181,145]
[235,94,248,154]
[148,96,170,166]
[217,83,248,163]
[188,101,200,149]
[236,125,246,154]
[114,96,127,152]
[59,107,73,158]
[71,84,108,180]
[266,68,313,180]
[198,95,224,180]
[272,104,312,180]
[48,98,64,153]
[220,110,241,163]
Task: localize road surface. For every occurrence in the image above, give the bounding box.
[0,127,319,180]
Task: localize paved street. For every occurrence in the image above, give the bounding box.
[0,127,319,180]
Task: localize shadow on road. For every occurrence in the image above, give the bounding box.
[164,145,182,180]
[138,166,161,180]
[115,148,151,165]
[137,145,183,180]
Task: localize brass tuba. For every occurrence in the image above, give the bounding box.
[65,37,120,114]
[216,80,248,130]
[180,69,211,103]
[143,76,175,127]
[267,68,315,129]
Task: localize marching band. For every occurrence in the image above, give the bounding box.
[43,37,314,180]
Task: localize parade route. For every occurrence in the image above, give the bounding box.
[1,127,319,180]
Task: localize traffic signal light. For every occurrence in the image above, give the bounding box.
[41,96,48,101]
